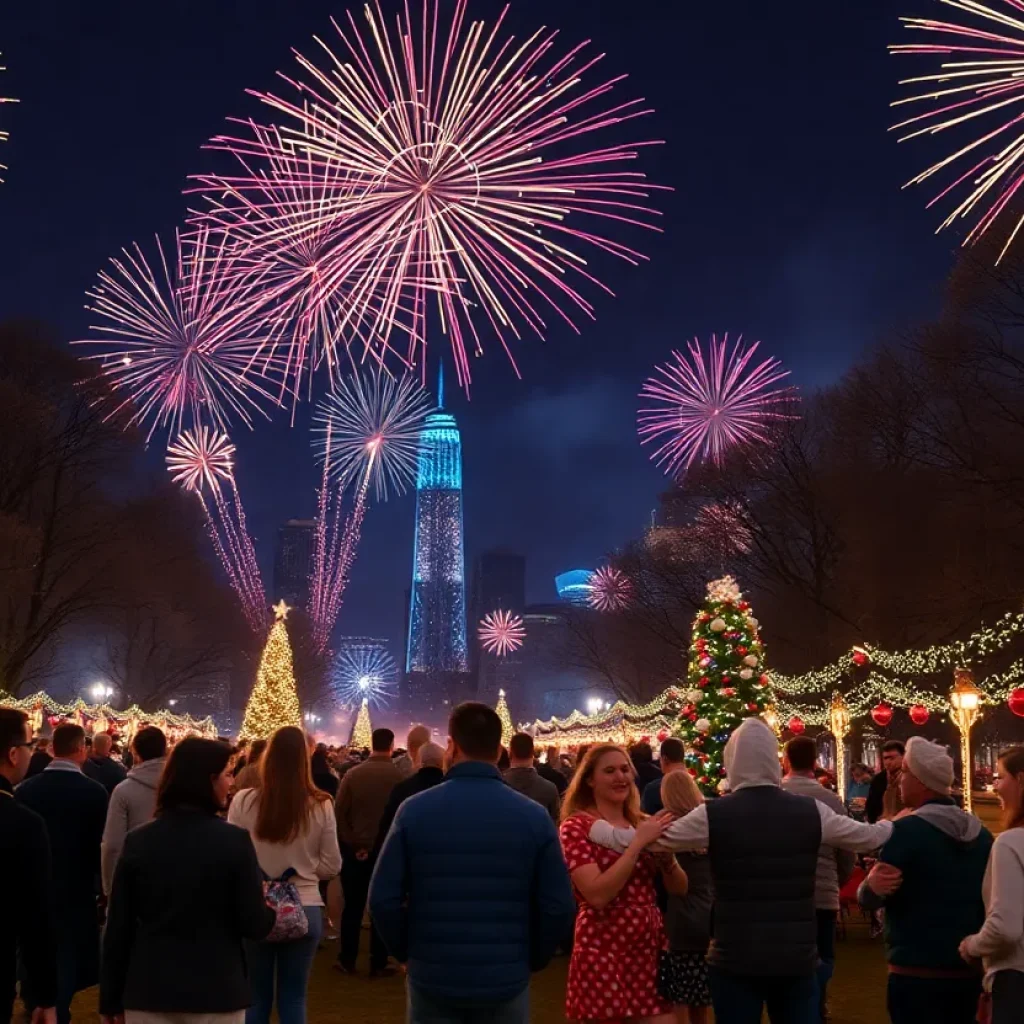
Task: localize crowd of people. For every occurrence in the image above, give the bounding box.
[2,702,1023,1024]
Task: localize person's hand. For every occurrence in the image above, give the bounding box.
[959,938,979,964]
[634,810,675,848]
[355,849,369,861]
[866,861,903,897]
[31,1008,57,1024]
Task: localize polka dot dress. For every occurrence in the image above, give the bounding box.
[560,812,674,1022]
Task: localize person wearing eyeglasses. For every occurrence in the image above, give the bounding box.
[0,707,56,1024]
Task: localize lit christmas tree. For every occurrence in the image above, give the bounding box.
[239,602,302,739]
[349,698,372,750]
[676,576,773,794]
[495,689,513,747]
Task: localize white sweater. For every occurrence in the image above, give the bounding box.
[963,827,1024,986]
[228,789,342,906]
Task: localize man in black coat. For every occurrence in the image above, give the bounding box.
[17,722,108,1024]
[82,733,126,795]
[27,737,53,779]
[372,742,446,856]
[536,745,568,797]
[0,709,56,1024]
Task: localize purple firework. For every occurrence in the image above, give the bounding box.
[638,333,798,477]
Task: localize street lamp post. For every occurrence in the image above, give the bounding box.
[829,691,851,803]
[949,667,982,815]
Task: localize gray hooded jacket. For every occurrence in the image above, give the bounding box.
[101,757,165,894]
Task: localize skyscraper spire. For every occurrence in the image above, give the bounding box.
[437,361,445,411]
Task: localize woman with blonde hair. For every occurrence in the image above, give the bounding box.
[560,743,684,1024]
[960,746,1024,1024]
[228,727,342,1024]
[659,771,712,1024]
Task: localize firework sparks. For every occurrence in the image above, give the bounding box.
[891,0,1024,261]
[638,334,798,477]
[587,566,633,612]
[478,610,527,657]
[166,426,235,493]
[313,371,435,501]
[208,0,665,391]
[0,56,18,182]
[190,121,407,407]
[165,428,266,635]
[307,370,435,654]
[331,646,397,708]
[76,230,284,440]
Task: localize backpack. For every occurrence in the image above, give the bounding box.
[262,868,309,943]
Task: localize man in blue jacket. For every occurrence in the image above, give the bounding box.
[370,702,576,1024]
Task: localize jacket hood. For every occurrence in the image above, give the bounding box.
[722,718,781,792]
[126,757,166,791]
[913,802,984,844]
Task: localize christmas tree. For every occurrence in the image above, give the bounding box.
[239,601,302,739]
[676,576,773,794]
[349,698,372,750]
[495,689,513,747]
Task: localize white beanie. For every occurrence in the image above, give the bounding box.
[903,736,954,796]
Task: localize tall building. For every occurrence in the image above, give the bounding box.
[272,520,315,607]
[469,549,526,677]
[404,372,469,713]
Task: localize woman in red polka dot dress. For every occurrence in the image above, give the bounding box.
[560,744,687,1023]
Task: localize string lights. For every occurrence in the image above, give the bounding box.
[349,698,373,750]
[495,689,514,747]
[238,601,302,740]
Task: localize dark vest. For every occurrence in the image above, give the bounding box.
[706,785,822,976]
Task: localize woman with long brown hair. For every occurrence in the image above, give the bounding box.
[228,726,341,1024]
[960,746,1024,1024]
[560,743,684,1024]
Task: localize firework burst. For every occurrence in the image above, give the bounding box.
[313,370,435,501]
[0,56,18,183]
[208,0,665,392]
[891,0,1024,261]
[638,334,798,477]
[165,429,266,635]
[587,566,633,612]
[76,230,284,440]
[478,610,527,657]
[331,646,397,708]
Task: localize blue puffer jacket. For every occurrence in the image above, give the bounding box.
[369,761,575,1005]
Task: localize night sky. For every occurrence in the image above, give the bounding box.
[0,1,955,657]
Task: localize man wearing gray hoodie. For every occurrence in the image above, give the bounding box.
[858,736,992,1024]
[590,718,893,1024]
[100,726,167,896]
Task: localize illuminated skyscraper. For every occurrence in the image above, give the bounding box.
[405,370,469,682]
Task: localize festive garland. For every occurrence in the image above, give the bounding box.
[0,690,218,738]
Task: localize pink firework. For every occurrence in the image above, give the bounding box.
[587,566,633,612]
[166,427,235,493]
[478,610,527,657]
[76,229,283,441]
[205,0,665,393]
[190,121,404,409]
[166,428,266,636]
[638,334,798,477]
[890,1,1024,262]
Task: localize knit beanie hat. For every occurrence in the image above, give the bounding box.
[903,736,954,796]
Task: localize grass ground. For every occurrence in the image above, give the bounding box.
[70,915,889,1024]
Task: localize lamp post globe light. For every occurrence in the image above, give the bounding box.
[949,667,982,815]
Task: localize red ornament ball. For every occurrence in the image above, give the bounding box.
[657,728,670,742]
[909,704,930,727]
[787,715,805,735]
[1009,688,1024,718]
[851,648,870,668]
[736,646,748,656]
[871,702,894,728]
[739,602,750,611]
[747,703,758,712]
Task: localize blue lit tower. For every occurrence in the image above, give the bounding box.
[405,367,469,681]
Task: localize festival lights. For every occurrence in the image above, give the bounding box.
[349,698,373,750]
[239,602,302,739]
[638,334,799,477]
[496,689,514,748]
